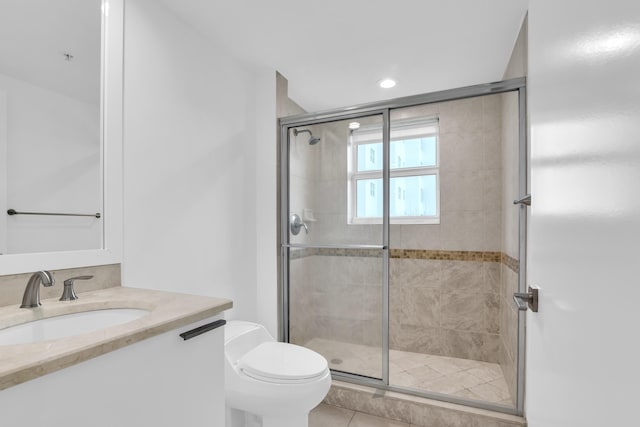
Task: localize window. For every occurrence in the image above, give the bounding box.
[348,117,439,224]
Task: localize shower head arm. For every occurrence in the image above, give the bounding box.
[293,129,311,137]
[293,128,321,145]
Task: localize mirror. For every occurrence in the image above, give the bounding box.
[0,0,103,255]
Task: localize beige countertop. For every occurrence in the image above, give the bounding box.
[0,286,232,391]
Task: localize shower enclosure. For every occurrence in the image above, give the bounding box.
[280,78,527,415]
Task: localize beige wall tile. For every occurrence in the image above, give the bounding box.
[483,262,501,293]
[484,128,503,171]
[390,259,442,288]
[398,224,442,250]
[440,290,486,332]
[440,261,485,291]
[484,210,502,252]
[440,171,485,212]
[500,91,520,260]
[391,286,440,328]
[485,293,501,334]
[440,211,485,251]
[483,94,503,132]
[483,170,502,212]
[316,178,348,216]
[439,97,484,135]
[440,329,498,363]
[439,131,484,173]
[390,323,443,355]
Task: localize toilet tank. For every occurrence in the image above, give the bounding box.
[224,321,274,363]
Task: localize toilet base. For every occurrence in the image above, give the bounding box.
[226,407,260,427]
[226,406,308,427]
[262,414,308,427]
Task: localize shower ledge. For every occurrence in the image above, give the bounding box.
[324,380,527,427]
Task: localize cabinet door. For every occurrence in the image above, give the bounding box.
[0,316,225,427]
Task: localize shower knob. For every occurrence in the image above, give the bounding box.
[290,214,308,235]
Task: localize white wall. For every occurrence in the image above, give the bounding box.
[0,73,101,254]
[527,1,640,425]
[0,91,6,255]
[254,68,278,336]
[123,0,277,326]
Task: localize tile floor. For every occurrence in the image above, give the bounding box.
[310,404,414,427]
[305,338,513,406]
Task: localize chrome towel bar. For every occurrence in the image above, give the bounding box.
[7,209,101,218]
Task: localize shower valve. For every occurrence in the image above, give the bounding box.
[290,214,308,235]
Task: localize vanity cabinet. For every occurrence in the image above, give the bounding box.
[0,315,225,426]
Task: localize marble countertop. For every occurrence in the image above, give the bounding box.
[0,286,232,390]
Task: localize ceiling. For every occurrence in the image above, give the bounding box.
[159,0,528,112]
[0,0,101,104]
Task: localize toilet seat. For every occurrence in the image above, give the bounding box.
[238,342,328,384]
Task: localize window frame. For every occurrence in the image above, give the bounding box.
[348,118,440,225]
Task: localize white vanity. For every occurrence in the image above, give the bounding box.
[0,287,232,426]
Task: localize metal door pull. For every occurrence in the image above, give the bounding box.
[180,319,226,341]
[513,195,531,206]
[513,287,539,312]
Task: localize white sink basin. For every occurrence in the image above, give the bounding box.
[0,308,150,345]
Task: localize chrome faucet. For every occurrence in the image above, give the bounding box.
[20,271,55,308]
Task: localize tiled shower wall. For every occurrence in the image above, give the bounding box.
[290,250,382,348]
[389,253,501,363]
[289,94,512,364]
[290,251,510,364]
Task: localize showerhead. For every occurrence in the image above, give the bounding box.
[293,128,321,145]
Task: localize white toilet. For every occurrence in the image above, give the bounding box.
[224,320,331,427]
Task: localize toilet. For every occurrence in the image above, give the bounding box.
[224,320,331,427]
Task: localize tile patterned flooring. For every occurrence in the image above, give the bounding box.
[310,404,414,427]
[305,338,513,406]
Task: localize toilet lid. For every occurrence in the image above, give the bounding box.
[238,342,328,382]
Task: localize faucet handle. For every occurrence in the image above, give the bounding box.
[60,275,93,301]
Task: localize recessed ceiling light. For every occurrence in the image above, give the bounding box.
[378,78,397,89]
[349,122,361,130]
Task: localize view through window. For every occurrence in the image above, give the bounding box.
[349,117,439,224]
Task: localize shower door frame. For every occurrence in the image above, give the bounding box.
[279,77,527,416]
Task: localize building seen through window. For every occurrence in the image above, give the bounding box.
[349,117,439,224]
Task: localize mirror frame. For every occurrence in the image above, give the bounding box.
[0,0,123,275]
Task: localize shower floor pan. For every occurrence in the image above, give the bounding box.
[305,338,513,406]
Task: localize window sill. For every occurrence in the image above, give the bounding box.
[349,217,440,225]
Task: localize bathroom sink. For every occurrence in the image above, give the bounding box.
[0,308,150,345]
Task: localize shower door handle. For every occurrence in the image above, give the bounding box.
[513,287,539,312]
[513,194,531,206]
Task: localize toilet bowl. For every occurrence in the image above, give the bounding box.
[224,320,331,427]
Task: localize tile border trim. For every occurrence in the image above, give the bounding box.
[290,247,520,273]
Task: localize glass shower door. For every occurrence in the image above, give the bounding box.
[284,114,386,381]
[281,78,527,415]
